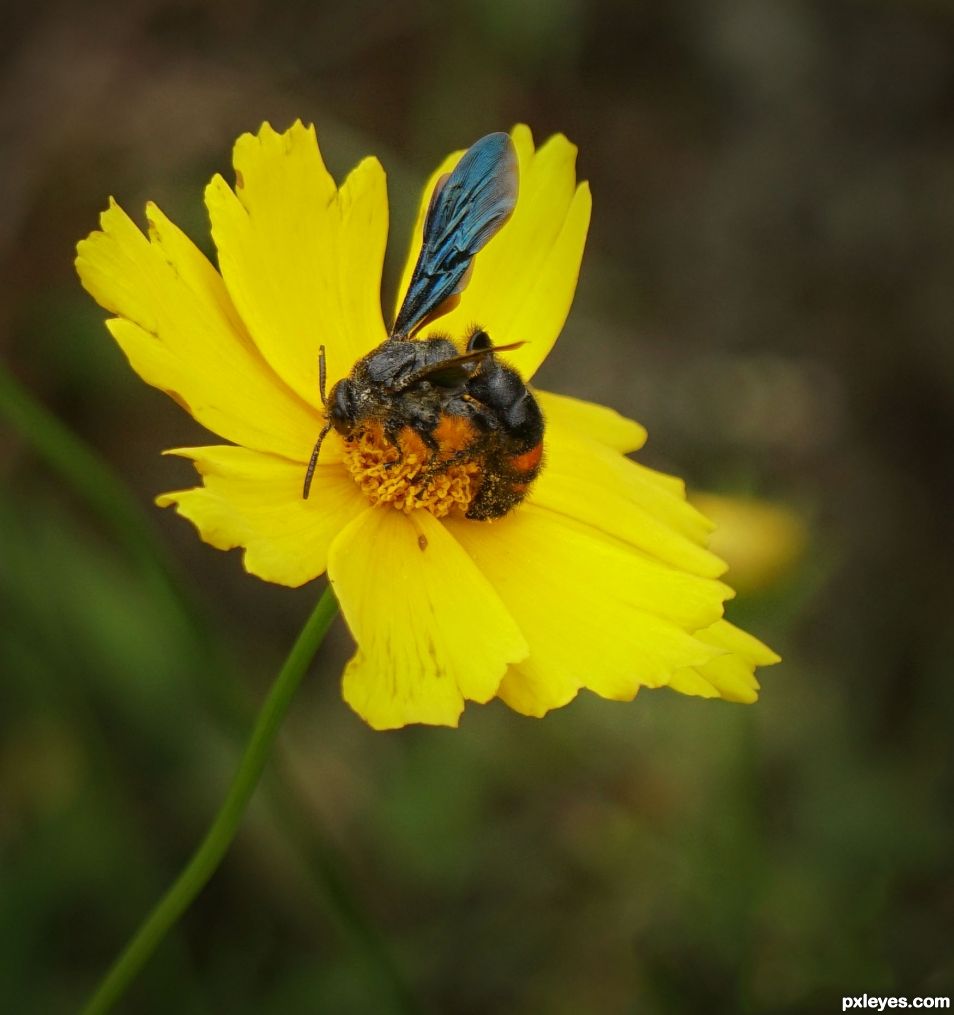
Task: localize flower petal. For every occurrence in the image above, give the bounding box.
[530,415,726,578]
[535,389,647,452]
[328,508,528,730]
[446,505,725,718]
[76,200,320,460]
[156,446,367,587]
[206,121,389,403]
[669,620,781,703]
[396,125,590,379]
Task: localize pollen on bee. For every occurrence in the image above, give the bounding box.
[433,414,478,454]
[341,425,481,519]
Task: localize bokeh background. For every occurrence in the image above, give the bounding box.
[3,1,953,1012]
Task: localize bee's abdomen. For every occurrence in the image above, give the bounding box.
[462,436,543,519]
[464,377,543,523]
[506,440,543,477]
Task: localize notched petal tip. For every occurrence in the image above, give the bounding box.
[667,619,778,704]
[74,199,135,280]
[340,649,467,731]
[330,509,527,730]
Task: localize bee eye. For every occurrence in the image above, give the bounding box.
[330,380,357,430]
[466,329,492,353]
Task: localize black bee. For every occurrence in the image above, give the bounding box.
[303,132,544,520]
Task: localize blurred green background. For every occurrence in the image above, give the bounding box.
[2,1,953,1012]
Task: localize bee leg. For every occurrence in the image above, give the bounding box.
[415,433,489,494]
[404,418,468,500]
[416,397,495,484]
[383,420,439,470]
[381,418,407,469]
[412,427,441,476]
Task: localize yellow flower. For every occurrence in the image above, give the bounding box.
[690,493,808,595]
[76,121,779,730]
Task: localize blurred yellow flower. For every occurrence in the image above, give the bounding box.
[691,493,807,595]
[76,121,778,729]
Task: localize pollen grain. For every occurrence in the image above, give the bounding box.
[341,426,480,518]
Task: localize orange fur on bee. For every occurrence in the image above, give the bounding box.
[508,442,543,474]
[434,414,479,455]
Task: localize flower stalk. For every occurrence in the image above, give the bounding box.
[82,585,339,1015]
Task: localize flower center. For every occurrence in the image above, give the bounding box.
[341,425,481,518]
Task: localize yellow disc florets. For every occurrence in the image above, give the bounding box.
[341,426,480,518]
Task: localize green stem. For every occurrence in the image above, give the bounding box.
[82,585,339,1015]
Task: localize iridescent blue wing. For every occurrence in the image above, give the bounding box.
[392,132,518,338]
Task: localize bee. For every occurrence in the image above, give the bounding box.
[303,131,544,520]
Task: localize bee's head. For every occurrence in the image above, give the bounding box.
[327,378,359,436]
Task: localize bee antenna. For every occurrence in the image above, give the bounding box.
[318,344,328,405]
[303,422,333,499]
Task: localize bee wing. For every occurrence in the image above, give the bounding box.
[392,132,518,338]
[392,340,526,391]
